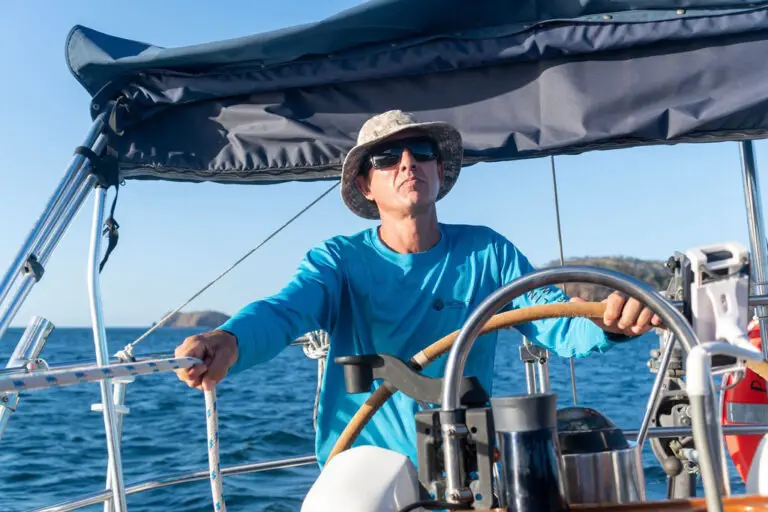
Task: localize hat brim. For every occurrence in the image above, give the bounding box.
[341,122,463,219]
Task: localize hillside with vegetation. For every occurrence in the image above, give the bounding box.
[158,310,231,328]
[541,256,672,301]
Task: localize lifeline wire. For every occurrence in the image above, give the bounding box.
[117,181,340,358]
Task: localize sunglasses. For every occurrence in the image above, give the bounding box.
[367,137,439,169]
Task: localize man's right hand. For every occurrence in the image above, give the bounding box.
[174,330,239,391]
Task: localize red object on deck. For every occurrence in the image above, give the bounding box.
[722,317,768,482]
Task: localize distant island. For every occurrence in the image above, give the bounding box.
[541,256,671,301]
[156,257,671,327]
[158,311,231,328]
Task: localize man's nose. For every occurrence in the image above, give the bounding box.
[399,149,417,171]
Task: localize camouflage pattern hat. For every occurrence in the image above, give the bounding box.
[341,110,463,219]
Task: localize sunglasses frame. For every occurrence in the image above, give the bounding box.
[366,136,440,170]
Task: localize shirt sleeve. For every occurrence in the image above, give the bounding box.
[494,234,618,358]
[216,242,343,374]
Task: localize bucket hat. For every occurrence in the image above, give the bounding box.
[341,110,463,219]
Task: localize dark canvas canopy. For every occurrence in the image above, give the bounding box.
[65,0,768,184]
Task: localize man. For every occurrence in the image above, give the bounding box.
[174,110,661,468]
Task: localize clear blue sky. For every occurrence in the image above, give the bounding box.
[1,1,767,327]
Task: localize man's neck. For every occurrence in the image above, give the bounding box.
[378,209,441,254]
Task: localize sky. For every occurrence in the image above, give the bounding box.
[1,1,767,328]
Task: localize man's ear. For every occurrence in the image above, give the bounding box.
[437,161,444,185]
[355,174,374,201]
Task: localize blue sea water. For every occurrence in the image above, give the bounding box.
[0,327,747,511]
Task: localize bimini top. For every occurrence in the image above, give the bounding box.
[65,0,768,184]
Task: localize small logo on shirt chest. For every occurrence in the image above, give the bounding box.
[433,298,466,311]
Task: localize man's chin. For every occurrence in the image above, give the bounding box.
[377,196,438,217]
[402,189,438,203]
[407,200,437,216]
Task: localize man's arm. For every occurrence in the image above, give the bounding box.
[494,235,627,359]
[218,242,343,374]
[174,242,343,389]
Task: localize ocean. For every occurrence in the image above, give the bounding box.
[0,327,746,511]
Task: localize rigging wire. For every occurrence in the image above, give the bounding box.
[115,181,340,360]
[550,156,579,406]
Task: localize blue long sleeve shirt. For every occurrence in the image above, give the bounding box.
[218,223,619,468]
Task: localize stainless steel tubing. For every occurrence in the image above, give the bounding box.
[740,140,768,362]
[0,169,101,341]
[440,266,700,504]
[623,424,768,438]
[102,377,132,512]
[635,332,678,449]
[28,455,318,512]
[0,117,105,320]
[87,187,126,512]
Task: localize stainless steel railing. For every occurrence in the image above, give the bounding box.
[28,455,318,512]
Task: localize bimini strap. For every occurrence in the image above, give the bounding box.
[100,187,121,273]
[74,146,123,273]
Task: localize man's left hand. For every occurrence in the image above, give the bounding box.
[570,292,662,337]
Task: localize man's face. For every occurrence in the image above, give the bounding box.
[355,130,444,218]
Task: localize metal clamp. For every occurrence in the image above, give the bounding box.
[26,358,49,372]
[22,254,45,282]
[0,394,16,412]
[91,376,134,416]
[519,342,547,364]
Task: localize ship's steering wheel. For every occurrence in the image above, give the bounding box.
[325,300,607,463]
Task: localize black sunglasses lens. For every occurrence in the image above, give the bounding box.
[369,138,437,168]
[370,152,401,168]
[406,141,436,161]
